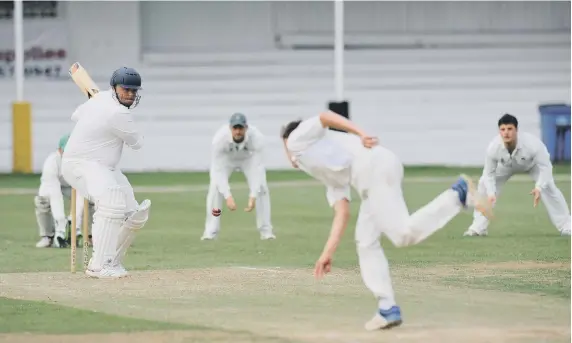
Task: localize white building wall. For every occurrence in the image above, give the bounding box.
[141,1,275,53]
[141,1,570,52]
[66,1,141,73]
[0,1,569,172]
[343,1,570,33]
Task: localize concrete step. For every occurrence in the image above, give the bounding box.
[143,46,571,65]
[278,31,571,49]
[1,86,568,113]
[140,73,569,92]
[6,87,567,121]
[137,60,570,80]
[1,59,568,93]
[1,71,564,96]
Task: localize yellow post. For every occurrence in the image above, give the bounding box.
[12,101,32,173]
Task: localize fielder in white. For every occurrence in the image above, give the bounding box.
[62,67,151,279]
[202,112,275,240]
[464,113,571,237]
[281,112,492,331]
[35,134,94,248]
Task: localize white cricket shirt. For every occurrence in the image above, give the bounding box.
[287,116,371,206]
[210,124,265,198]
[39,151,69,193]
[483,131,553,196]
[63,90,143,169]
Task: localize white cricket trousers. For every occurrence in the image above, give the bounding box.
[467,165,571,234]
[353,147,464,309]
[61,159,138,268]
[36,185,87,238]
[61,160,138,211]
[204,163,272,236]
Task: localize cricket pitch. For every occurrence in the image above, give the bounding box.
[0,265,569,343]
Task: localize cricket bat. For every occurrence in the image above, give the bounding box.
[68,62,98,274]
[69,62,100,99]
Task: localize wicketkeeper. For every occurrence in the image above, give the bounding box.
[35,134,94,248]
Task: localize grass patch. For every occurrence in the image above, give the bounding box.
[0,297,198,334]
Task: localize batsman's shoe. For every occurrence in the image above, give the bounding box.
[560,228,571,236]
[114,263,127,274]
[86,258,97,272]
[86,265,128,279]
[452,174,493,220]
[35,236,53,248]
[364,306,403,331]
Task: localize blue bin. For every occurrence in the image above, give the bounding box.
[539,104,571,162]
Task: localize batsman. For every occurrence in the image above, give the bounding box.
[35,134,94,248]
[62,67,151,279]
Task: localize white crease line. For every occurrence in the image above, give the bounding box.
[234,266,283,273]
[0,175,569,195]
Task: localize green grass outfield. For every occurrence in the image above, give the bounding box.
[0,167,570,343]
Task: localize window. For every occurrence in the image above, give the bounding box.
[0,1,58,19]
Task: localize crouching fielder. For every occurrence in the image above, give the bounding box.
[281,112,492,331]
[35,134,94,248]
[202,113,275,240]
[62,67,151,279]
[464,114,571,237]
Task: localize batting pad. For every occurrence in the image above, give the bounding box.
[114,199,151,266]
[91,186,126,269]
[123,199,151,231]
[35,196,54,237]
